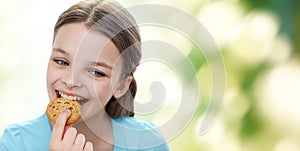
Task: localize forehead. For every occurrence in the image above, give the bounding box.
[53,23,121,64]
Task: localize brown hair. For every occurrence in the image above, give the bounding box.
[54,0,141,118]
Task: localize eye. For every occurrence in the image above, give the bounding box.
[54,59,69,66]
[89,69,106,77]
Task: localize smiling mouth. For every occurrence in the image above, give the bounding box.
[56,90,88,105]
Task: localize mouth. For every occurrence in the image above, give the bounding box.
[55,90,88,105]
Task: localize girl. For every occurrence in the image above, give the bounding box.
[0,0,169,150]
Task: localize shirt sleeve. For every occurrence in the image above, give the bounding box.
[0,124,25,151]
[139,122,170,151]
[112,117,170,151]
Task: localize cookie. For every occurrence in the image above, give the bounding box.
[46,98,81,125]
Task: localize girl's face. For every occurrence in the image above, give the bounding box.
[47,23,131,121]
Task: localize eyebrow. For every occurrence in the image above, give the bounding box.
[53,48,70,57]
[90,61,113,70]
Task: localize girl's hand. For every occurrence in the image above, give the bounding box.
[49,110,93,151]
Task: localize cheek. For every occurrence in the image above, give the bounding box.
[46,64,59,100]
[46,65,55,86]
[93,81,114,105]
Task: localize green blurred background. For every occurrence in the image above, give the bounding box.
[1,0,300,150]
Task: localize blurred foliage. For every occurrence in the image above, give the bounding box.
[242,0,300,57]
[168,0,300,150]
[241,0,296,35]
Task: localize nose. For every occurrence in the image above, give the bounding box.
[62,71,82,89]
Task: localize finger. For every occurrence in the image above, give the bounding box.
[62,127,77,150]
[51,110,71,143]
[73,134,85,151]
[84,141,93,151]
[63,125,72,138]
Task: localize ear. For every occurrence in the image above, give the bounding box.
[113,76,133,99]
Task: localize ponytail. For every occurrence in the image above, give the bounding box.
[105,76,137,118]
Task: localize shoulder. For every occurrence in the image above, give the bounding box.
[0,123,24,151]
[112,117,170,150]
[113,116,156,130]
[0,114,51,150]
[4,113,51,135]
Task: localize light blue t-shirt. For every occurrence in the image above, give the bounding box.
[0,114,169,151]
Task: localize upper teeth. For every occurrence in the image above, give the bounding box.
[59,92,84,101]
